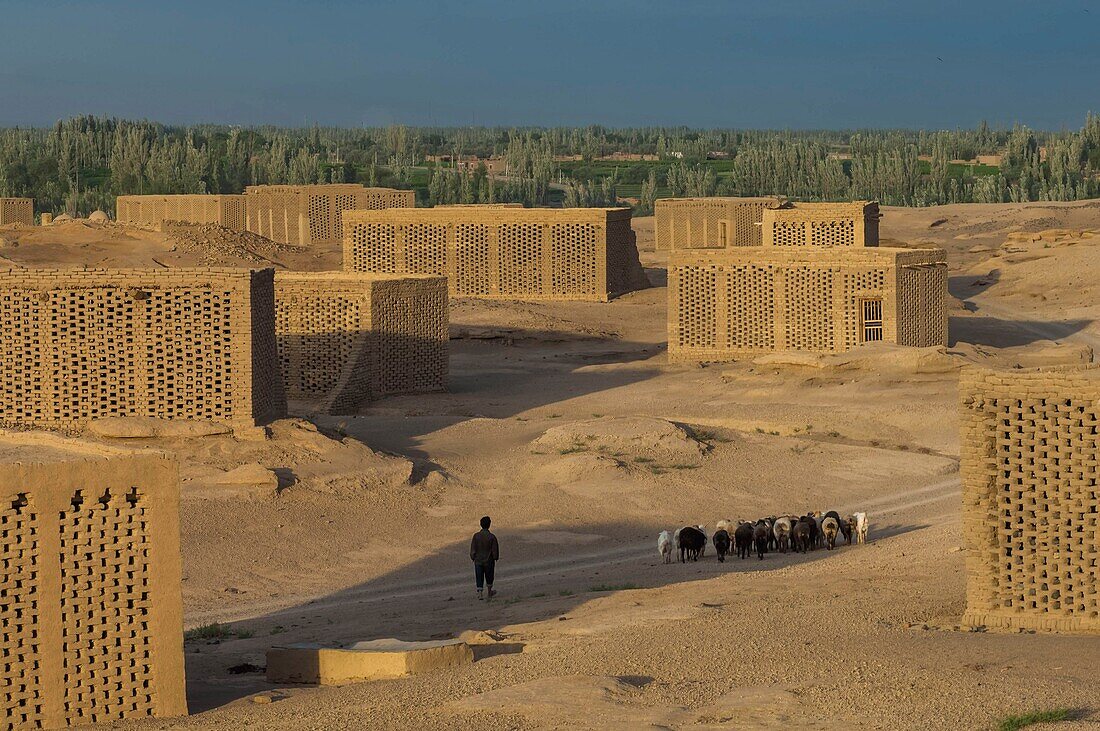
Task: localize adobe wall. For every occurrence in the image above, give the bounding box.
[0,432,186,728]
[0,198,34,226]
[343,206,648,301]
[960,365,1100,633]
[654,197,785,250]
[244,185,414,246]
[0,267,286,427]
[275,272,448,414]
[667,247,947,361]
[116,195,247,231]
[761,201,880,247]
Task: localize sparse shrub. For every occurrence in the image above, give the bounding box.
[185,623,234,641]
[996,708,1072,731]
[588,583,638,592]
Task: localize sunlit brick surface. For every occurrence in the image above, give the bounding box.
[0,268,286,427]
[0,198,34,226]
[654,197,784,250]
[762,201,880,248]
[0,433,186,729]
[961,365,1100,632]
[668,247,946,360]
[116,195,247,230]
[245,185,413,246]
[343,207,646,301]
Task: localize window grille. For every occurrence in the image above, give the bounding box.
[861,298,883,342]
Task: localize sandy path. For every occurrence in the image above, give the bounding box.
[212,475,960,623]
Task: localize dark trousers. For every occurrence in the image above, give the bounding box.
[474,560,495,589]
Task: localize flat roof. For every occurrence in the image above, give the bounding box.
[0,431,162,466]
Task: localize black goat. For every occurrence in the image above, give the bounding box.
[792,518,813,553]
[753,521,769,560]
[678,526,706,562]
[712,529,731,562]
[734,522,754,560]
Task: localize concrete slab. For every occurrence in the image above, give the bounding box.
[266,639,474,685]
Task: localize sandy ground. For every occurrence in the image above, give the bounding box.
[5,203,1100,730]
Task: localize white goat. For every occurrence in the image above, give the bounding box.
[657,530,673,564]
[772,516,793,552]
[715,519,733,534]
[852,512,869,544]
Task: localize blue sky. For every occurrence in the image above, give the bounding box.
[0,0,1097,129]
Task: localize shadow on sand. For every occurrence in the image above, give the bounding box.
[183,518,928,713]
[949,315,1093,348]
[301,325,666,462]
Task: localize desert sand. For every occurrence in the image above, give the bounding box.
[4,202,1100,730]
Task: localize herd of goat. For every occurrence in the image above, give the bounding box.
[658,512,869,563]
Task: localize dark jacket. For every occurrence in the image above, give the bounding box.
[470,529,499,564]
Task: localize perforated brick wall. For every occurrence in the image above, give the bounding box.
[654,197,785,250]
[245,185,413,246]
[115,195,247,231]
[667,247,947,361]
[0,432,186,728]
[0,268,286,427]
[275,272,448,414]
[343,207,648,301]
[761,202,880,248]
[896,262,949,347]
[0,198,34,226]
[961,365,1100,632]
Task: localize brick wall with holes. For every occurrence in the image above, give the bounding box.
[0,267,286,427]
[0,434,186,727]
[115,195,247,230]
[0,198,34,226]
[667,247,947,361]
[274,272,448,414]
[654,197,784,250]
[761,202,880,248]
[960,364,1100,632]
[342,207,647,301]
[244,185,413,246]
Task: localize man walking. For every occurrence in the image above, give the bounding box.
[470,515,499,601]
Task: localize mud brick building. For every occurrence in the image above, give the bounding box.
[275,272,448,414]
[342,206,648,301]
[0,267,286,428]
[668,247,947,361]
[960,365,1100,633]
[761,201,880,248]
[0,431,186,728]
[116,195,247,231]
[244,185,413,246]
[0,198,34,226]
[654,197,785,250]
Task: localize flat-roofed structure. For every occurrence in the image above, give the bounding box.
[0,431,186,728]
[668,246,947,361]
[343,206,648,301]
[116,195,247,231]
[245,185,414,246]
[961,364,1100,633]
[0,267,286,427]
[654,197,785,250]
[0,198,34,226]
[762,201,880,248]
[275,272,448,414]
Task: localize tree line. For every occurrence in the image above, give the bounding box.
[2,115,1100,216]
